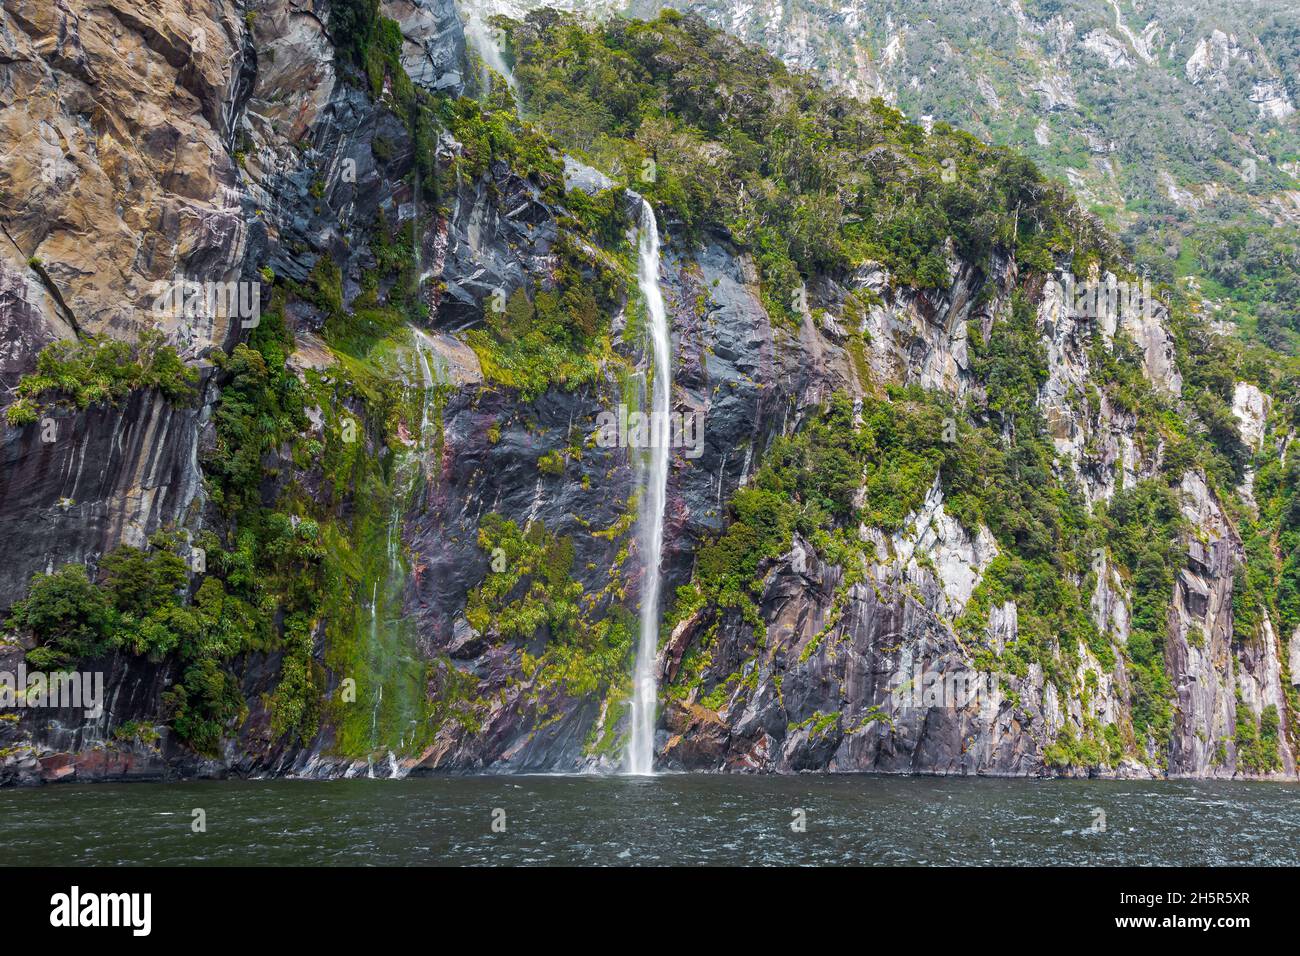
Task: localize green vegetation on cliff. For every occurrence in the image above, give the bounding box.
[5,330,197,427]
[509,9,1117,320]
[467,514,633,744]
[9,532,257,753]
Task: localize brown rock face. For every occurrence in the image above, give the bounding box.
[0,0,249,360]
[662,700,730,768]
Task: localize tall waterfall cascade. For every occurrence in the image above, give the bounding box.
[627,197,670,776]
[461,6,519,105]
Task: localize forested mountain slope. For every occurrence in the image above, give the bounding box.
[498,0,1300,351]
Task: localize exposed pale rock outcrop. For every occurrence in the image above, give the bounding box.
[1233,381,1270,453]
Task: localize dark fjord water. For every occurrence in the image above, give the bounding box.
[1,775,1296,866]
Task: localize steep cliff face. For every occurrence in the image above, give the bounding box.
[0,0,473,782]
[656,269,1298,777]
[0,0,263,627]
[1,4,1297,785]
[0,0,249,783]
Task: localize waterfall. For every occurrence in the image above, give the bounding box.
[627,197,671,776]
[462,9,518,106]
[365,331,442,768]
[413,329,439,485]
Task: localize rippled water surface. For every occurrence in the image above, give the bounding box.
[1,774,1297,865]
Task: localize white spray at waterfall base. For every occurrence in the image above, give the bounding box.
[627,197,670,776]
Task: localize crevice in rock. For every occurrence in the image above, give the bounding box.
[24,256,84,339]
